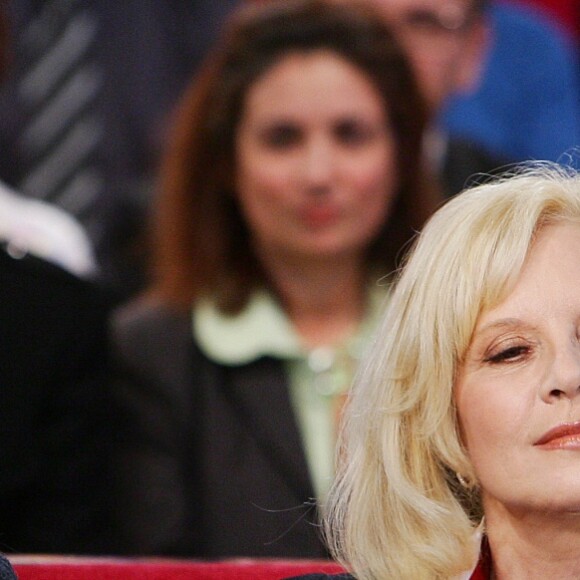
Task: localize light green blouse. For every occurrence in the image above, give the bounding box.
[193,286,386,499]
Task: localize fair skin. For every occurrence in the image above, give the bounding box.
[456,222,580,579]
[333,0,487,109]
[235,50,396,347]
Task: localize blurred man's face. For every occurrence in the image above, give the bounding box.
[353,0,487,110]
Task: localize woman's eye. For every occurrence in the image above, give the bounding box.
[260,124,301,149]
[484,345,530,364]
[334,120,374,146]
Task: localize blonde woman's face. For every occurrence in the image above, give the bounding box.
[235,50,397,264]
[456,222,580,519]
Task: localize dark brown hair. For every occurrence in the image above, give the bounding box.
[152,0,439,312]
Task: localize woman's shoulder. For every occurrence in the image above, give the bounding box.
[113,297,192,346]
[111,297,197,375]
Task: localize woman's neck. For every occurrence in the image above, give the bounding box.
[259,249,367,349]
[485,503,580,579]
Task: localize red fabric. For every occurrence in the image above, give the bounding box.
[470,537,492,580]
[469,561,487,580]
[10,556,345,580]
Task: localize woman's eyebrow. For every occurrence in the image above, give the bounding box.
[473,318,539,338]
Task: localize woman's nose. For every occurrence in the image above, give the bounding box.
[543,342,580,402]
[301,138,336,192]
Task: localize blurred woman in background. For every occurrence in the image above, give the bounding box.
[112,0,439,559]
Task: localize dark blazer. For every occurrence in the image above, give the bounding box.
[0,247,114,554]
[112,301,328,559]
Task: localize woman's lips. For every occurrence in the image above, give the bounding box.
[299,205,341,228]
[534,422,580,449]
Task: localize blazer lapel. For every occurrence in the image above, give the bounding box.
[223,356,315,504]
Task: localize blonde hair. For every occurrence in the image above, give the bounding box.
[323,163,580,579]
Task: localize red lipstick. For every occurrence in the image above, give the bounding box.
[534,422,580,449]
[299,205,340,228]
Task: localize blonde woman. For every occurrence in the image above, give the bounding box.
[296,164,580,579]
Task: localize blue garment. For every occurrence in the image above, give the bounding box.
[440,2,580,164]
